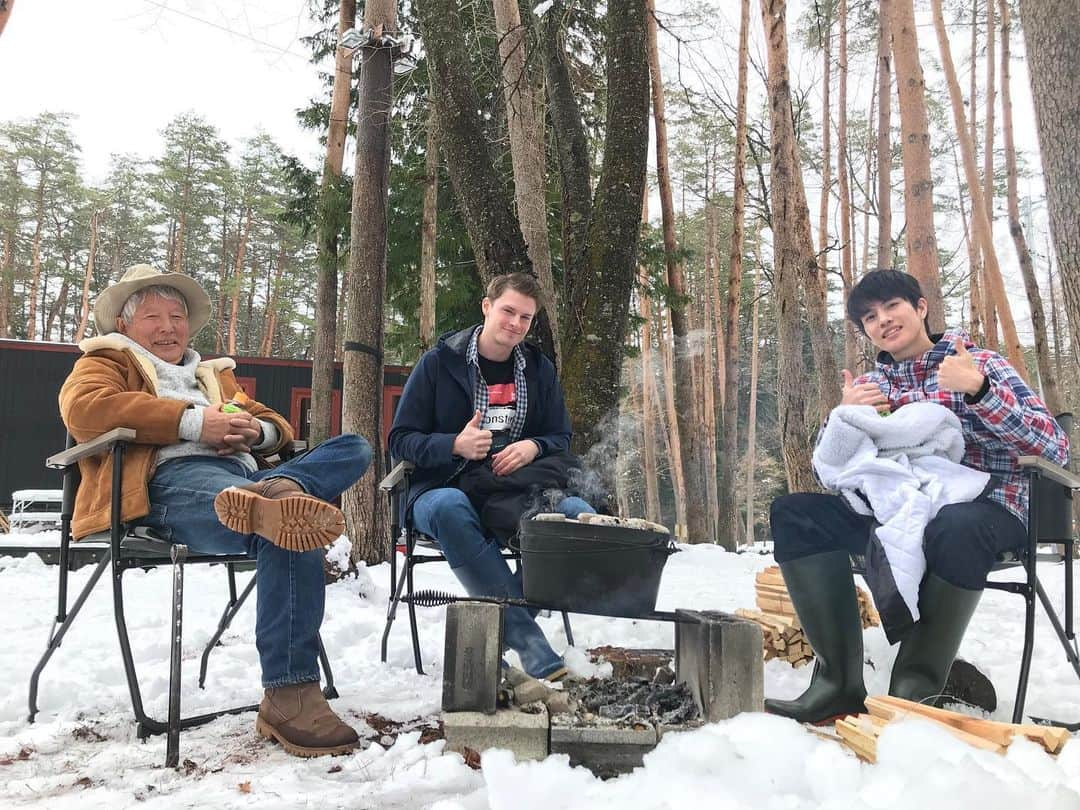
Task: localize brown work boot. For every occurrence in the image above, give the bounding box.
[255,682,360,757]
[214,477,345,551]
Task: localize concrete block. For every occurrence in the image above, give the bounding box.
[443,707,549,761]
[675,609,763,722]
[550,721,657,777]
[442,601,503,714]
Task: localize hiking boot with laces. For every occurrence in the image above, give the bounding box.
[213,477,345,551]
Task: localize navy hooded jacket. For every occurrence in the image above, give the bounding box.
[388,326,573,510]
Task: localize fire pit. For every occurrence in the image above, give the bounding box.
[440,603,764,777]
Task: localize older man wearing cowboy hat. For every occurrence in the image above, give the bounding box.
[59,264,372,757]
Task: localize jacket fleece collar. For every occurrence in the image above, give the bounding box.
[78,334,235,401]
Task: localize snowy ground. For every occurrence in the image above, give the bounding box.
[2,532,1080,809]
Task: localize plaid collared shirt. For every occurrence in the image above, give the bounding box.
[848,329,1069,524]
[466,326,529,445]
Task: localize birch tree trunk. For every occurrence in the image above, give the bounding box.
[419,104,438,353]
[891,0,945,331]
[342,3,396,566]
[931,0,1031,381]
[760,0,819,492]
[876,0,893,270]
[999,0,1061,413]
[311,0,357,447]
[493,0,560,365]
[1021,0,1080,379]
[73,209,100,342]
[658,305,688,535]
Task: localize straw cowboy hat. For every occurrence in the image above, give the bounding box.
[93,264,212,336]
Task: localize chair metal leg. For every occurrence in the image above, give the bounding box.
[380,555,411,664]
[1011,582,1038,724]
[198,572,257,688]
[28,552,112,722]
[166,545,188,768]
[318,635,338,700]
[561,612,575,647]
[1036,579,1080,679]
[406,558,424,674]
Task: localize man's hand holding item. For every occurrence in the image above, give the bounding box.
[841,369,890,414]
[491,439,540,476]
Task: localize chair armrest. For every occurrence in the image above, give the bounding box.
[45,428,137,470]
[379,460,415,492]
[1018,456,1080,490]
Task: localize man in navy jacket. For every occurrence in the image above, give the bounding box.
[388,273,592,680]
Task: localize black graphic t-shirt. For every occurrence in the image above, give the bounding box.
[478,354,516,455]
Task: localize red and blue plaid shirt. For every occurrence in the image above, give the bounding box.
[848,328,1069,524]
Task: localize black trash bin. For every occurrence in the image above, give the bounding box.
[516,518,678,616]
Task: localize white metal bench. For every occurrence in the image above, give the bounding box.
[9,489,63,532]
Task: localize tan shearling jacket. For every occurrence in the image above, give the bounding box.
[59,335,294,539]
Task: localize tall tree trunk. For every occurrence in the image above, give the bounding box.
[931,0,1031,380]
[658,304,688,536]
[967,0,985,346]
[744,258,762,545]
[554,0,650,450]
[419,103,438,353]
[44,277,69,341]
[215,201,229,353]
[876,0,893,270]
[25,179,45,341]
[999,0,1061,413]
[639,278,662,525]
[172,185,189,274]
[1021,0,1080,379]
[981,0,1000,350]
[891,0,945,331]
[73,210,100,342]
[760,0,819,492]
[342,4,396,567]
[838,0,857,372]
[227,208,252,357]
[717,0,751,551]
[311,0,357,447]
[817,3,832,288]
[646,0,712,543]
[493,0,560,365]
[861,59,877,278]
[1047,246,1064,385]
[0,230,13,338]
[260,240,286,356]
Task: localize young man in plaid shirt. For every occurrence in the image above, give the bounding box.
[765,269,1070,724]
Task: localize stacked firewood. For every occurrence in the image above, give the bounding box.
[835,696,1070,763]
[736,566,881,667]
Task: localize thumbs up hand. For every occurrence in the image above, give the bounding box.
[840,368,890,413]
[938,336,985,396]
[453,410,493,460]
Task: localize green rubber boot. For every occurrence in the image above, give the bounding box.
[889,574,982,705]
[763,550,867,724]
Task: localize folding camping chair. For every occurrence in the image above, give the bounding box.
[851,413,1080,723]
[26,427,339,767]
[377,459,574,674]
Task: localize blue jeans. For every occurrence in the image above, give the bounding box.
[412,486,594,677]
[139,434,372,687]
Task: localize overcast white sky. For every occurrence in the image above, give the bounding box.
[0,0,329,182]
[0,0,1054,340]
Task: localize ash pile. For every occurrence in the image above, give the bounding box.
[562,674,700,727]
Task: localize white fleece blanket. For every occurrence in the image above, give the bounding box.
[812,402,990,624]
